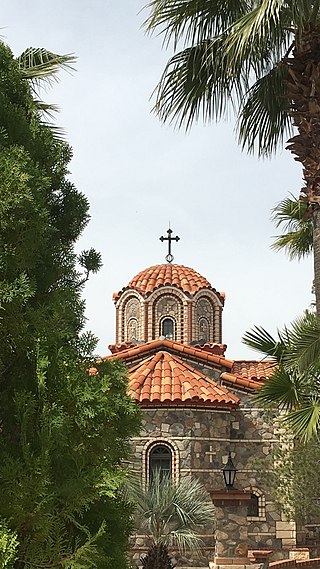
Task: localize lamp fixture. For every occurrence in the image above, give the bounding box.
[222,452,237,489]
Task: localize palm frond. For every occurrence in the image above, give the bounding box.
[39,122,66,140]
[153,36,247,127]
[273,196,308,227]
[224,0,290,74]
[163,527,203,554]
[285,312,320,372]
[237,63,292,156]
[254,366,303,410]
[242,325,286,361]
[17,48,76,87]
[16,48,76,139]
[33,100,61,119]
[271,196,312,259]
[245,311,320,440]
[284,401,320,442]
[145,0,252,47]
[289,0,320,28]
[272,230,313,260]
[173,477,215,527]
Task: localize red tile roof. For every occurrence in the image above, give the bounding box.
[221,360,275,391]
[128,351,239,407]
[109,341,137,354]
[232,360,276,382]
[105,338,234,370]
[104,341,276,394]
[191,343,227,356]
[113,264,225,301]
[220,372,262,391]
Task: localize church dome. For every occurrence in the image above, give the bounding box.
[112,262,225,346]
[114,264,223,300]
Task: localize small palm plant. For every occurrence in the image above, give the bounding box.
[129,471,215,569]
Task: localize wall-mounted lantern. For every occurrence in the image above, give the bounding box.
[223,452,237,489]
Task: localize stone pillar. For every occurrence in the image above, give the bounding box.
[210,489,254,569]
[215,502,249,557]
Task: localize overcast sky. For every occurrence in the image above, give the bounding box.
[3,1,314,360]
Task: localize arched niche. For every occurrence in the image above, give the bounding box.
[192,291,223,343]
[117,292,143,343]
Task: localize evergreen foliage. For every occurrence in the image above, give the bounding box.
[0,523,18,569]
[0,40,140,569]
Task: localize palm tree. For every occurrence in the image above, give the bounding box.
[145,1,320,323]
[129,471,215,569]
[16,46,76,134]
[242,310,320,441]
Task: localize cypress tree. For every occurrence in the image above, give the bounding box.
[0,41,140,569]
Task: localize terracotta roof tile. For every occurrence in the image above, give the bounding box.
[113,264,225,302]
[128,351,239,407]
[105,341,275,393]
[220,372,262,391]
[105,339,234,370]
[231,360,276,382]
[191,343,227,356]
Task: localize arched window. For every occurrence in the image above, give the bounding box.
[149,444,172,482]
[248,494,259,517]
[245,487,266,520]
[161,318,175,340]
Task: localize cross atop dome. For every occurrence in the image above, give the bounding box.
[159,226,180,263]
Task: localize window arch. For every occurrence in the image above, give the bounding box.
[143,440,179,486]
[160,317,175,340]
[245,487,266,520]
[148,443,173,482]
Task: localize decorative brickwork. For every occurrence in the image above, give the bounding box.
[192,290,223,344]
[115,290,144,343]
[142,438,180,485]
[148,287,186,342]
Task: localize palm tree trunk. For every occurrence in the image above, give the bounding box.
[141,544,175,569]
[285,24,320,326]
[312,208,320,325]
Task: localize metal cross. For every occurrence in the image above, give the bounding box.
[159,227,180,263]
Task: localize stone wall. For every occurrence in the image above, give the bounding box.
[129,400,284,567]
